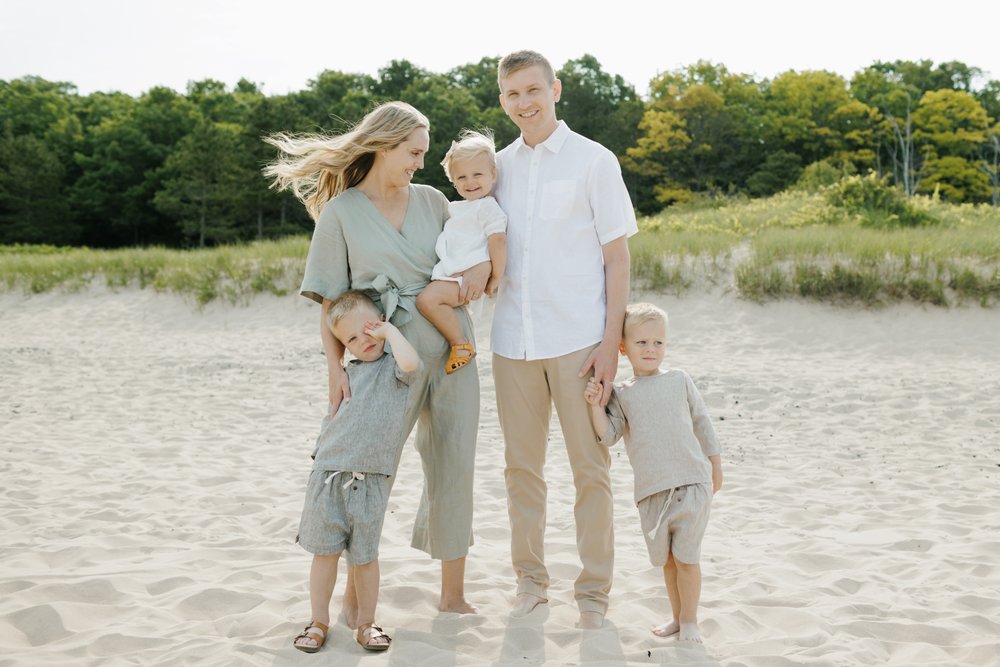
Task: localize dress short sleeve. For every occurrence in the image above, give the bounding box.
[481,197,508,237]
[300,202,350,304]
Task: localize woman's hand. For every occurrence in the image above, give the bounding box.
[457,260,491,303]
[328,366,352,417]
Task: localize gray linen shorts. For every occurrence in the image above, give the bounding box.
[637,482,712,566]
[296,470,390,564]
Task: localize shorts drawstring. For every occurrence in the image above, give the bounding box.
[324,471,366,489]
[646,487,677,541]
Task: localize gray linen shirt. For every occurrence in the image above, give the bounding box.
[311,354,418,475]
[600,369,722,504]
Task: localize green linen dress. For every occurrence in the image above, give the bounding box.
[300,183,478,560]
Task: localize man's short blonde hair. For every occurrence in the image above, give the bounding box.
[497,50,556,89]
[440,129,497,182]
[623,302,669,335]
[325,290,381,333]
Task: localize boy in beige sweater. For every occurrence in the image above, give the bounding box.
[584,302,723,643]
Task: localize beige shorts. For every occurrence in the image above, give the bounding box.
[637,483,712,566]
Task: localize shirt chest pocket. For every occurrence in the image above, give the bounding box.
[540,180,577,220]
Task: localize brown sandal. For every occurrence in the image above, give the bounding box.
[293,620,328,653]
[356,622,391,651]
[446,343,476,374]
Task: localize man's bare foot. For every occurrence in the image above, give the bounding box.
[339,603,359,629]
[511,592,547,618]
[652,620,680,637]
[439,599,478,614]
[678,622,702,643]
[575,611,604,630]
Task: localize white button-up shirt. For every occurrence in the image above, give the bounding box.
[491,121,638,360]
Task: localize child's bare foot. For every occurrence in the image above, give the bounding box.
[678,622,702,643]
[575,611,604,629]
[510,592,547,617]
[652,620,680,637]
[339,602,359,629]
[439,598,478,614]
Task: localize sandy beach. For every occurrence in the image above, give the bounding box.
[2,287,999,666]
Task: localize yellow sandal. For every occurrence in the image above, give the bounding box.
[445,343,476,375]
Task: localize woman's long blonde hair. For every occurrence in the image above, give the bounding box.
[263,101,429,220]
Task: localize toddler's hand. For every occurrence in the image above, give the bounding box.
[583,378,602,406]
[485,274,503,297]
[364,320,391,340]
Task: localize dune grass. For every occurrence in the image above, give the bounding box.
[3,190,999,307]
[629,190,1000,307]
[0,237,310,305]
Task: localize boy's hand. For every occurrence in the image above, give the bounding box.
[363,320,393,340]
[712,461,724,494]
[583,378,603,406]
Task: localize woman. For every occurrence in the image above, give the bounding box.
[265,102,485,647]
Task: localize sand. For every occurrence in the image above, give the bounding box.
[1,287,999,666]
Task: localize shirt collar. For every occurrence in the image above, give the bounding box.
[515,120,570,155]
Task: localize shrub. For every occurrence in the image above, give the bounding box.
[826,173,935,228]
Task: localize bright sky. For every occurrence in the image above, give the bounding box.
[2,0,998,98]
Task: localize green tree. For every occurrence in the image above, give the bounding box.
[154,121,255,246]
[70,86,201,246]
[626,61,764,209]
[981,122,1000,206]
[747,150,803,197]
[0,130,76,244]
[556,54,644,156]
[920,156,990,202]
[295,69,376,132]
[762,70,851,166]
[913,89,991,201]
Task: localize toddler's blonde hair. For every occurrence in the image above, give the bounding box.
[440,129,497,183]
[623,302,669,335]
[325,290,381,334]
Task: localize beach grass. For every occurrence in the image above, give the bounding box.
[629,189,1000,307]
[0,237,310,305]
[3,191,998,307]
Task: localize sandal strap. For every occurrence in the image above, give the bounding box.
[297,621,328,640]
[359,623,391,643]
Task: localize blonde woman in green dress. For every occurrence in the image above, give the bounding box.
[265,102,486,648]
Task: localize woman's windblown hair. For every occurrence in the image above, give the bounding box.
[263,101,429,220]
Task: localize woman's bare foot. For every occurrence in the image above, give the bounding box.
[652,620,680,637]
[678,622,702,643]
[439,598,478,614]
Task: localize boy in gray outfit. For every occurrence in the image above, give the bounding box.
[293,290,421,654]
[584,302,723,644]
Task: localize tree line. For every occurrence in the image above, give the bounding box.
[1,55,998,248]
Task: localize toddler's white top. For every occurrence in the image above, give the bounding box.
[431,196,507,281]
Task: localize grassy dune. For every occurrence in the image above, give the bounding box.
[631,189,1000,307]
[3,189,999,307]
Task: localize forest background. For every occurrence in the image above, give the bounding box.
[2,54,999,249]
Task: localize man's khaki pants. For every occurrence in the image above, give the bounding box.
[493,344,614,614]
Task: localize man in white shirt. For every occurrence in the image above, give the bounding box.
[491,50,638,629]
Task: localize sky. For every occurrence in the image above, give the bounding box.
[2,0,999,98]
